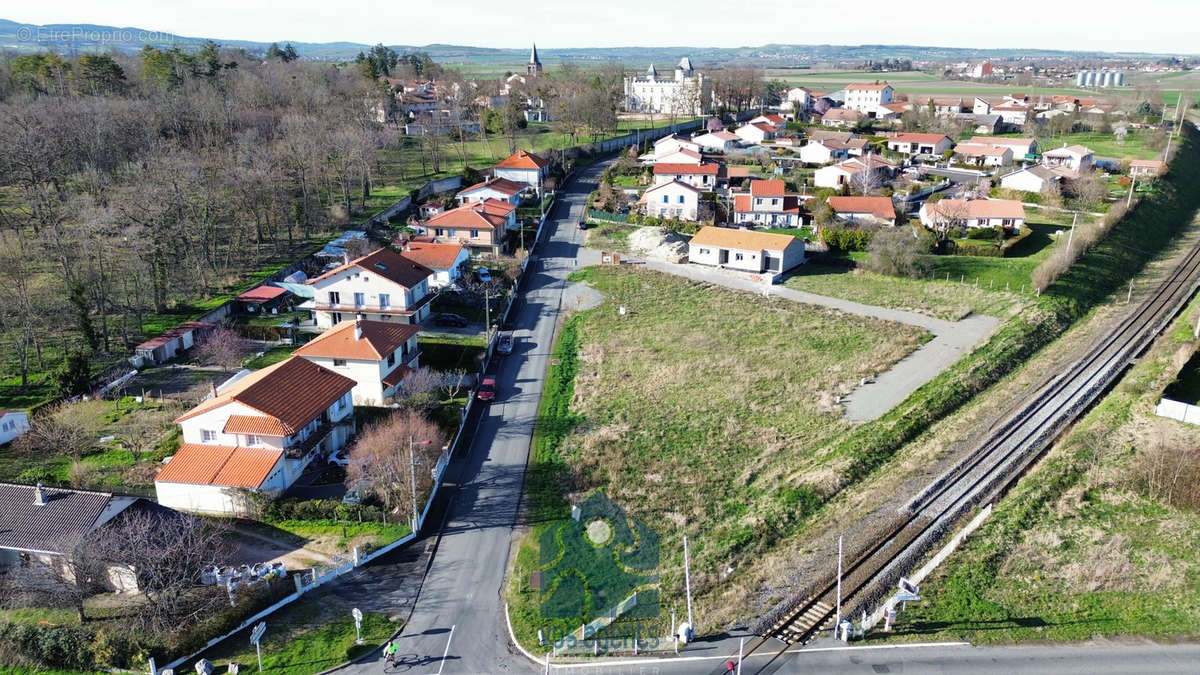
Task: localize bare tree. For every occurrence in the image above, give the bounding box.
[866,227,931,278]
[925,197,971,242]
[194,326,252,372]
[345,410,447,524]
[14,402,98,461]
[395,365,443,412]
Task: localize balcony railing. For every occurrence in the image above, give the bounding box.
[284,416,352,460]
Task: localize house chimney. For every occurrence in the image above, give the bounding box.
[34,483,46,506]
[354,317,364,341]
[209,380,218,399]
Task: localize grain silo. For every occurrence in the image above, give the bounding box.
[1075,71,1088,87]
[1114,72,1125,87]
[1101,71,1113,88]
[1086,71,1099,87]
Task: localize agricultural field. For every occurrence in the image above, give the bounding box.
[884,297,1200,644]
[508,265,929,644]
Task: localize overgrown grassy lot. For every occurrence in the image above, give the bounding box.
[997,129,1166,160]
[508,265,928,645]
[884,297,1200,644]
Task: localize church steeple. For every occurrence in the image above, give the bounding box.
[527,43,542,77]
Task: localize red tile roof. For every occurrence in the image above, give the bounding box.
[424,199,514,231]
[222,415,292,437]
[309,248,434,289]
[396,241,466,270]
[458,176,526,197]
[381,365,414,388]
[828,196,896,220]
[652,162,720,175]
[927,199,1026,220]
[494,150,549,170]
[175,357,354,436]
[155,443,283,488]
[292,319,418,361]
[236,285,288,303]
[889,132,951,144]
[750,179,786,197]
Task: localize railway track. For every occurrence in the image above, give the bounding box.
[716,234,1200,674]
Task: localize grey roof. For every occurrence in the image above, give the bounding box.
[677,56,694,71]
[529,43,540,66]
[0,483,126,553]
[646,63,658,78]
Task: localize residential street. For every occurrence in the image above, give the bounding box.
[331,161,603,675]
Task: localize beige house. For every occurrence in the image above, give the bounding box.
[293,319,420,406]
[919,198,1027,231]
[813,155,896,189]
[309,248,434,327]
[827,196,897,226]
[423,199,515,255]
[159,357,356,515]
[953,143,1013,167]
[1130,159,1166,178]
[688,226,805,276]
[821,108,863,128]
[1043,144,1094,176]
[967,136,1038,159]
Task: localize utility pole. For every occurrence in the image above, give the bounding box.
[1127,177,1136,208]
[834,534,843,639]
[409,435,419,531]
[1066,211,1076,258]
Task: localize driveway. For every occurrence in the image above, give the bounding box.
[331,161,604,674]
[631,259,1000,422]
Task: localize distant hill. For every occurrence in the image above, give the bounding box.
[0,18,1179,66]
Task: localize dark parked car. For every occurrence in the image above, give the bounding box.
[476,376,497,402]
[433,312,469,328]
[577,220,587,230]
[496,333,514,355]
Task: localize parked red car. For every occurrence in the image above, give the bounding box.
[476,376,497,402]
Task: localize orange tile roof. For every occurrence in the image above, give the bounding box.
[155,443,283,488]
[968,136,1034,148]
[293,319,418,361]
[689,226,799,252]
[222,415,292,437]
[1130,159,1165,168]
[396,241,466,270]
[847,82,892,91]
[309,248,434,289]
[822,109,861,121]
[954,143,1010,157]
[175,357,354,435]
[928,199,1026,220]
[750,179,786,197]
[494,150,549,170]
[381,365,414,388]
[458,176,526,196]
[889,132,951,144]
[425,199,513,230]
[733,194,751,212]
[236,285,288,303]
[828,196,896,220]
[652,163,720,175]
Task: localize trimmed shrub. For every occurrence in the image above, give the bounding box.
[819,226,872,252]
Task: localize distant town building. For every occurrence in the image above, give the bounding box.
[624,57,712,116]
[527,43,542,78]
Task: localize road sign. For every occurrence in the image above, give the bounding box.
[895,592,921,603]
[249,622,266,672]
[352,608,363,644]
[898,577,919,595]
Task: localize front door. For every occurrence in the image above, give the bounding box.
[718,249,729,265]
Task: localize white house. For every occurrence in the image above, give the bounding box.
[1042,144,1094,176]
[293,319,420,406]
[654,134,701,158]
[652,162,719,189]
[827,196,897,226]
[991,103,1032,126]
[953,143,1013,167]
[654,147,704,165]
[820,108,863,128]
[394,241,469,288]
[967,136,1038,159]
[492,150,551,194]
[886,132,954,156]
[844,83,895,113]
[158,357,356,515]
[1130,159,1166,178]
[688,226,806,276]
[734,122,777,145]
[0,410,30,446]
[732,179,804,228]
[814,155,896,190]
[624,58,712,115]
[782,87,813,114]
[641,180,701,221]
[691,130,740,152]
[919,198,1027,231]
[456,176,526,205]
[308,248,435,327]
[998,165,1064,194]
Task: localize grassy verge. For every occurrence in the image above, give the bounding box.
[882,296,1200,643]
[245,346,296,370]
[418,335,486,372]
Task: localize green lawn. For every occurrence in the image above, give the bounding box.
[418,335,487,371]
[245,345,297,370]
[508,265,928,644]
[764,226,814,240]
[998,130,1166,160]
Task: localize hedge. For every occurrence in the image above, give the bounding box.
[819,227,872,252]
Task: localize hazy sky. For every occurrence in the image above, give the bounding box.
[7,1,1200,54]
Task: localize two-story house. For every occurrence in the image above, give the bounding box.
[734,122,777,145]
[422,199,514,255]
[456,176,526,205]
[652,162,720,190]
[394,240,470,288]
[293,319,420,406]
[732,179,804,228]
[492,150,551,194]
[308,248,435,328]
[156,357,356,515]
[641,180,701,221]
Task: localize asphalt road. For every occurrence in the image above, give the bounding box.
[334,162,602,675]
[547,642,1200,674]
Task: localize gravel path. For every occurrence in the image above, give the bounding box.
[623,258,1002,421]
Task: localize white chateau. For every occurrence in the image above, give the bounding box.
[623,57,711,116]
